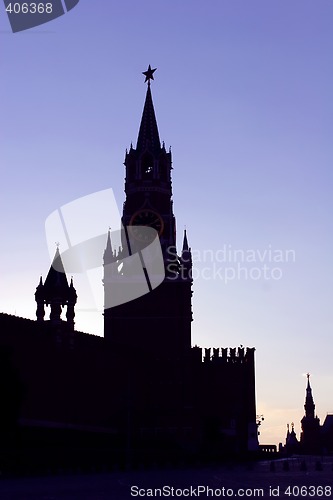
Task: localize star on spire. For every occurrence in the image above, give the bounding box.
[142,65,157,84]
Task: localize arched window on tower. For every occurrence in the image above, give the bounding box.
[141,152,154,179]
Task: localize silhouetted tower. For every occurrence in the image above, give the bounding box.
[35,276,45,322]
[304,373,316,419]
[285,422,299,453]
[286,423,290,442]
[180,229,192,279]
[300,374,321,453]
[66,278,77,330]
[104,67,193,356]
[35,247,77,330]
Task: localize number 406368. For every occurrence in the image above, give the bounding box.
[6,3,53,14]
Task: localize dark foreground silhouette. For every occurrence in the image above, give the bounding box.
[0,457,332,500]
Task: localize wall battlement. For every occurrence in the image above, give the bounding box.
[192,345,255,364]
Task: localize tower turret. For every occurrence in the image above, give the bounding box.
[35,276,45,322]
[180,229,193,281]
[36,247,77,329]
[66,277,77,331]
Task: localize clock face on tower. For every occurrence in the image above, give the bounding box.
[129,209,164,242]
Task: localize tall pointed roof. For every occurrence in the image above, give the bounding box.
[68,276,77,301]
[35,276,44,300]
[304,373,315,419]
[43,247,70,300]
[103,229,115,264]
[136,74,161,155]
[182,229,189,252]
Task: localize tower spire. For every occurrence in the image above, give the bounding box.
[104,228,115,264]
[180,229,193,282]
[136,66,160,154]
[286,423,290,440]
[304,373,315,419]
[182,228,189,252]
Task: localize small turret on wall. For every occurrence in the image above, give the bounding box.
[34,247,77,331]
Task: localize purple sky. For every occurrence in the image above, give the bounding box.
[1,0,332,446]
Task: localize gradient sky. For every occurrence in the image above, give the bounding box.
[1,0,332,446]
